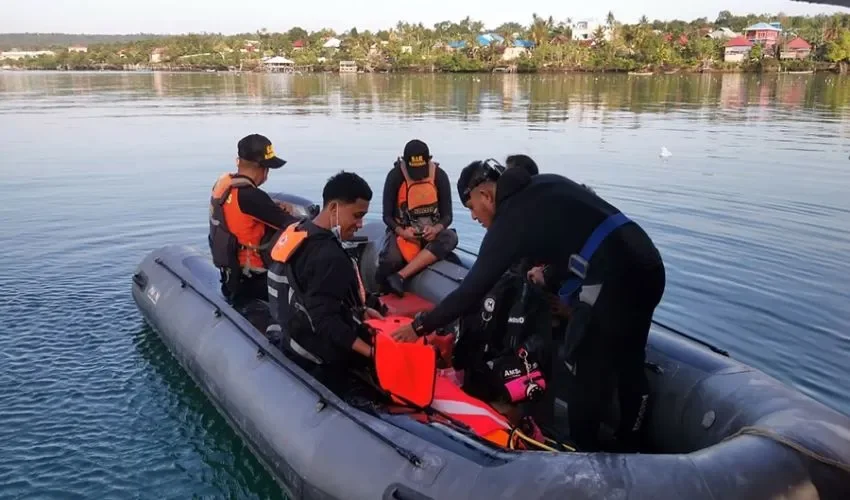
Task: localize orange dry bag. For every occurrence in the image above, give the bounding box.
[367,316,436,408]
[396,235,422,263]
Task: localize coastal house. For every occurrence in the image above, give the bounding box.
[502,48,527,61]
[664,33,689,47]
[571,19,612,42]
[744,22,782,49]
[550,34,572,45]
[263,56,295,72]
[501,39,535,61]
[780,37,812,59]
[339,60,357,73]
[446,40,467,51]
[706,28,740,40]
[724,36,753,62]
[292,40,305,51]
[323,37,342,49]
[68,45,87,53]
[476,33,505,46]
[150,48,167,63]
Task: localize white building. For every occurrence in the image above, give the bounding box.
[150,48,167,63]
[322,37,342,49]
[501,47,529,61]
[68,45,88,53]
[707,28,740,40]
[571,19,612,42]
[262,56,295,72]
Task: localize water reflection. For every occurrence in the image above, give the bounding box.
[2,71,850,124]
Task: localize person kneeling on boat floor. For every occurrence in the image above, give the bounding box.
[389,157,666,452]
[376,139,459,297]
[265,171,384,381]
[209,134,299,308]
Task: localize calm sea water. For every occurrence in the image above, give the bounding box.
[1,71,849,498]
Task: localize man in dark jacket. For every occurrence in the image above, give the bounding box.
[390,158,666,452]
[377,139,458,296]
[266,171,382,374]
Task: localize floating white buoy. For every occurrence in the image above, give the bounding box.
[660,146,672,158]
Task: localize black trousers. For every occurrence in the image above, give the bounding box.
[223,272,271,333]
[222,272,269,302]
[561,261,666,452]
[376,227,459,284]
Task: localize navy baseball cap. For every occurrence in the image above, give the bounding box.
[238,134,286,169]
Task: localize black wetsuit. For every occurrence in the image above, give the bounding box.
[418,167,666,451]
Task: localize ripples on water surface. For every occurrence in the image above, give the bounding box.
[0,71,848,498]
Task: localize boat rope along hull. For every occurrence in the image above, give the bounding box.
[130,192,850,500]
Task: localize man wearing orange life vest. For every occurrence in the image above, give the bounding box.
[377,139,458,297]
[209,134,298,304]
[266,171,383,373]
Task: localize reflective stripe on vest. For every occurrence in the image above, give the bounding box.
[431,377,511,440]
[267,222,366,365]
[558,212,632,306]
[210,173,269,271]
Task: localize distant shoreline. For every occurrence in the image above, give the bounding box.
[3,12,846,76]
[0,66,836,75]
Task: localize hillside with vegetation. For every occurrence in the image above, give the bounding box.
[3,11,850,73]
[0,33,167,51]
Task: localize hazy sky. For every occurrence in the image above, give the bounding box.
[3,0,848,34]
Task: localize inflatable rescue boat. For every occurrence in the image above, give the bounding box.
[131,193,850,500]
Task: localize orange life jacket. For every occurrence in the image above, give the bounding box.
[210,173,273,273]
[395,161,440,262]
[366,315,513,448]
[431,377,513,447]
[267,221,368,364]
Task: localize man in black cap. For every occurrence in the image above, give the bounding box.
[209,134,299,306]
[376,139,458,296]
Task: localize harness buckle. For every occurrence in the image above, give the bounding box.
[568,253,589,280]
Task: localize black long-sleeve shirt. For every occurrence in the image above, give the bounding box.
[284,222,366,364]
[234,177,299,230]
[419,168,663,333]
[382,163,453,231]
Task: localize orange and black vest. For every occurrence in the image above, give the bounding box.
[266,221,367,364]
[396,160,440,227]
[209,173,274,278]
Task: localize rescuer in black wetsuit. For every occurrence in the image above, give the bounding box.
[390,157,666,452]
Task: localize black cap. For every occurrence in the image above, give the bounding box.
[403,139,430,168]
[457,159,505,204]
[238,134,286,169]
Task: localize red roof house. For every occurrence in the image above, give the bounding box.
[780,37,811,59]
[724,36,753,62]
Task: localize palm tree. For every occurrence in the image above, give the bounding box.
[530,13,550,46]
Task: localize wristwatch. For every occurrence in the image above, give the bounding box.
[411,312,428,337]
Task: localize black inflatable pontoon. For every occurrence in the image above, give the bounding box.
[131,193,850,500]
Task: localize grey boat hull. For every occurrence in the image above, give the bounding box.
[130,193,850,499]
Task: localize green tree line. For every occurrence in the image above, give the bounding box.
[4,11,850,73]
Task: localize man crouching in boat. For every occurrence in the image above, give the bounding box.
[376,139,459,297]
[390,158,666,452]
[265,171,383,381]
